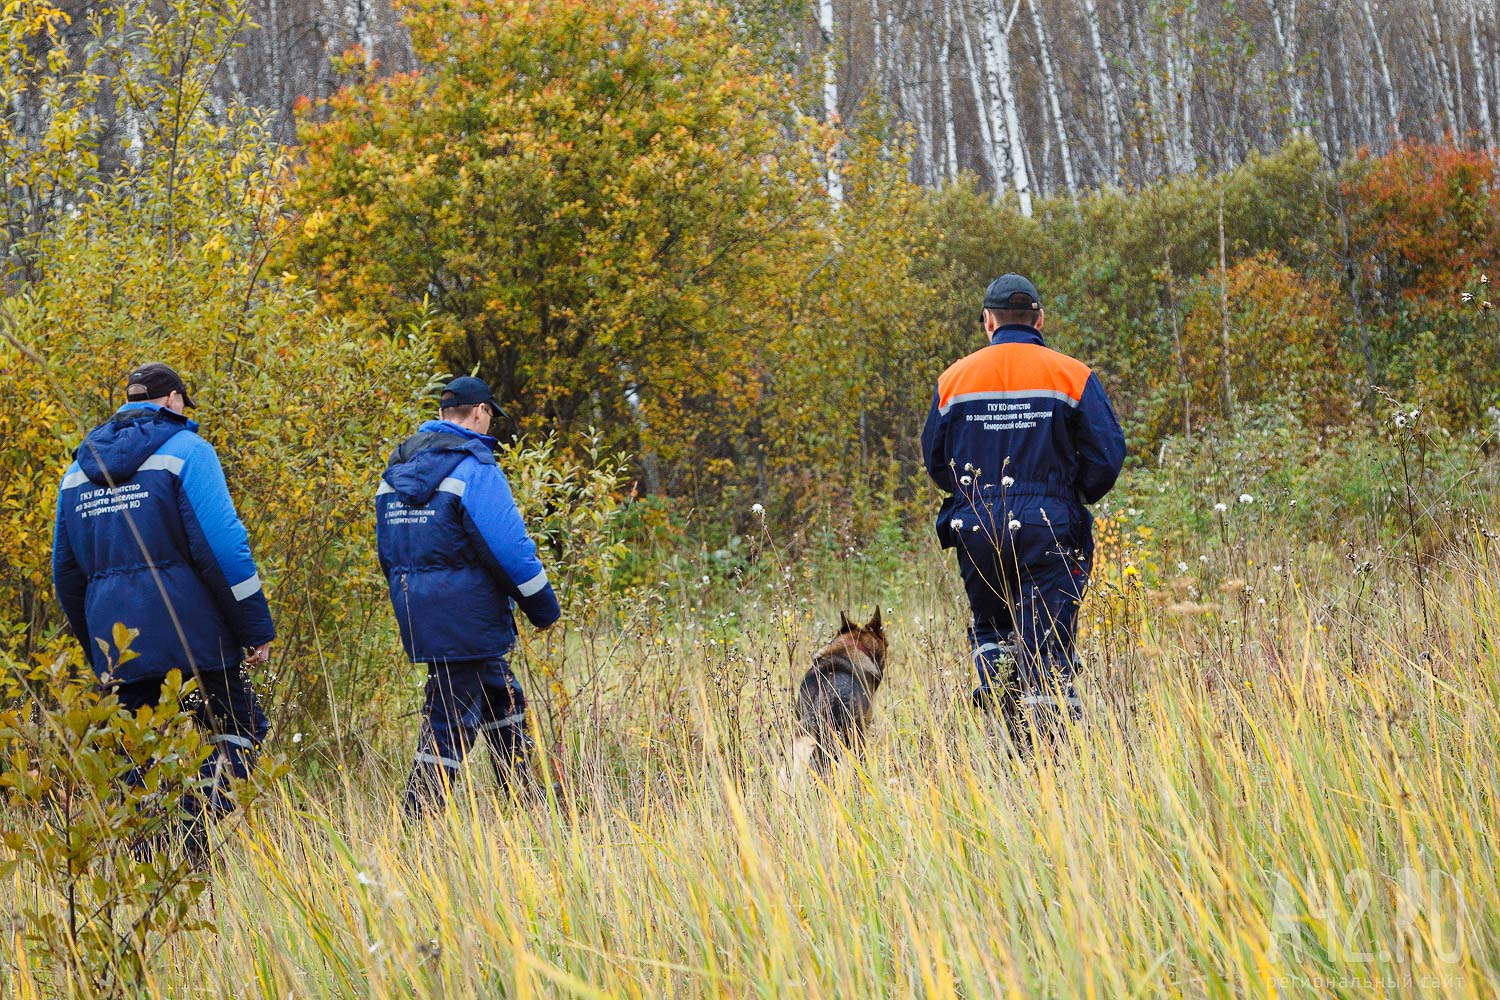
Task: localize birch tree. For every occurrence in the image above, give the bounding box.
[1420,3,1458,138]
[956,0,1001,186]
[1470,1,1496,147]
[110,0,1500,200]
[976,0,1032,215]
[1358,0,1401,139]
[1027,0,1077,200]
[1081,0,1126,183]
[937,0,960,181]
[818,0,844,204]
[1266,0,1309,136]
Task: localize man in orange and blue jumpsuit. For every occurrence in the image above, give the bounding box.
[921,274,1125,734]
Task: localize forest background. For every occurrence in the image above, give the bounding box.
[2,0,1496,693]
[1,1,1499,994]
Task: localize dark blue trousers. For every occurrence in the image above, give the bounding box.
[404,656,532,814]
[953,507,1093,722]
[114,665,269,816]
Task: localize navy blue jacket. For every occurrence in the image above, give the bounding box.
[376,421,560,663]
[52,403,275,683]
[920,325,1126,548]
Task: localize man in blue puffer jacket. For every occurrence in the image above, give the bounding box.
[376,376,560,814]
[921,275,1125,744]
[52,362,275,816]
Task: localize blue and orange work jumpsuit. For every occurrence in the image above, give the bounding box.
[921,324,1126,719]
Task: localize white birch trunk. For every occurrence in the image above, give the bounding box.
[1267,0,1310,136]
[1446,3,1469,139]
[122,105,145,169]
[957,0,1001,186]
[901,13,936,184]
[1160,7,1196,173]
[978,0,1032,215]
[343,0,377,68]
[1423,3,1459,139]
[1080,0,1124,183]
[1335,9,1366,150]
[817,0,844,205]
[1163,18,1184,172]
[1469,1,1495,147]
[1358,0,1401,140]
[268,0,283,108]
[938,0,960,182]
[1027,0,1077,199]
[1319,16,1346,160]
[1132,0,1167,178]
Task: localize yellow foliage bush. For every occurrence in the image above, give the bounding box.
[1182,251,1352,430]
[0,2,435,740]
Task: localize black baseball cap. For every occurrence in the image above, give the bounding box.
[983,273,1041,311]
[439,376,506,416]
[124,362,195,407]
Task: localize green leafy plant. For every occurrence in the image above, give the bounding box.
[1,629,226,997]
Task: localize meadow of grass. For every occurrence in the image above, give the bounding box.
[6,439,1500,998]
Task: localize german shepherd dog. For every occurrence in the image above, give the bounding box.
[787,609,888,783]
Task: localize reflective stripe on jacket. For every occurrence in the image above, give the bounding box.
[375,420,559,663]
[51,402,274,682]
[920,325,1126,549]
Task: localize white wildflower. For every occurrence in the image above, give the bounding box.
[960,475,973,486]
[1394,413,1408,429]
[1214,502,1228,513]
[750,502,764,516]
[292,732,303,745]
[1008,518,1022,531]
[700,575,710,586]
[1177,561,1188,573]
[1482,274,1490,284]
[1001,475,1015,488]
[950,517,965,531]
[1462,291,1474,303]
[1238,494,1254,504]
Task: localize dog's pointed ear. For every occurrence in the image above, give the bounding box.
[867,606,883,633]
[838,611,855,634]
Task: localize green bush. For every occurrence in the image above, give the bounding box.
[0,637,277,996]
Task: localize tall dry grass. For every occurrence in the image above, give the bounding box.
[7,496,1499,997]
[14,512,1500,995]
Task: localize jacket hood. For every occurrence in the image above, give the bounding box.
[76,403,196,487]
[382,420,496,505]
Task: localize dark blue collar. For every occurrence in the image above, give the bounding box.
[115,400,198,432]
[990,324,1045,348]
[418,419,497,448]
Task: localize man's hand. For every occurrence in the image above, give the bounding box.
[245,642,271,667]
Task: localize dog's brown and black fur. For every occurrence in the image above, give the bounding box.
[789,609,888,781]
